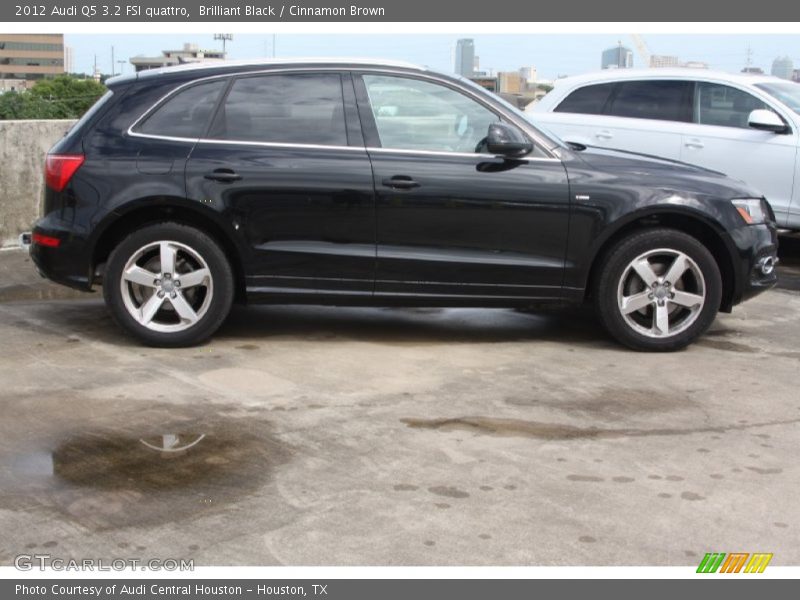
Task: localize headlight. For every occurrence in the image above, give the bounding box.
[732,198,770,225]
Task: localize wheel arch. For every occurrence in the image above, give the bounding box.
[90,198,247,302]
[584,208,737,312]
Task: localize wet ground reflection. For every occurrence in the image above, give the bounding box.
[1,409,292,530]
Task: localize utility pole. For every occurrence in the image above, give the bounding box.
[214,34,233,58]
[745,45,754,70]
[111,45,115,76]
[272,33,277,57]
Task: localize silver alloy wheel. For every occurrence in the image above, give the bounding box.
[119,240,213,333]
[617,248,706,339]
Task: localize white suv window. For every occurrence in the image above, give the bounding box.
[362,75,500,153]
[607,80,692,122]
[695,82,769,129]
[554,83,616,115]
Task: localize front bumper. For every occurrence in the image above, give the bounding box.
[723,221,778,309]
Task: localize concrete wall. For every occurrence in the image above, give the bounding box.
[0,119,76,247]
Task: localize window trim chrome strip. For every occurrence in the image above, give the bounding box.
[126,132,560,160]
[365,147,562,162]
[125,66,560,159]
[196,138,364,152]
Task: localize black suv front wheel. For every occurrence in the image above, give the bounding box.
[104,222,234,347]
[595,228,722,351]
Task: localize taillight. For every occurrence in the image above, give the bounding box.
[32,232,61,248]
[44,154,84,192]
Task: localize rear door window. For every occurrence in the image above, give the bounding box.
[135,79,227,138]
[607,80,692,122]
[554,83,616,115]
[209,73,348,146]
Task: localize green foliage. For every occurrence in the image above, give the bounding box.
[0,76,106,120]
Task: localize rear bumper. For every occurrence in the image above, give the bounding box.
[724,222,778,309]
[29,217,94,292]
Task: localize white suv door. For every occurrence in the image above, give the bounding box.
[598,80,693,161]
[678,81,797,227]
[536,80,693,162]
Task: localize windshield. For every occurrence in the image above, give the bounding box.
[755,82,800,114]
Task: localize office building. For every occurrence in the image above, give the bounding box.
[64,45,74,74]
[455,39,475,78]
[130,43,225,72]
[519,66,538,84]
[771,56,794,80]
[601,44,633,69]
[470,76,497,92]
[0,33,65,91]
[497,71,523,94]
[650,55,681,68]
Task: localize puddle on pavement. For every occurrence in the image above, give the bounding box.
[504,387,695,416]
[401,415,800,440]
[0,404,291,530]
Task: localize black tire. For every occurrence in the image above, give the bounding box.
[594,228,722,352]
[103,222,234,347]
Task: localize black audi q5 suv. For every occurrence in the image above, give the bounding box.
[29,59,778,350]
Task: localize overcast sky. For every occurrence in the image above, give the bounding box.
[66,34,800,80]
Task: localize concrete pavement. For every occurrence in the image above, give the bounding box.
[0,238,798,566]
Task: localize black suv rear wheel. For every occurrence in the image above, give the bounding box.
[103,222,234,347]
[594,228,722,351]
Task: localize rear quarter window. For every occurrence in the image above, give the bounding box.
[554,83,615,115]
[133,79,228,139]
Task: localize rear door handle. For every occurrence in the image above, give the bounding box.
[685,139,705,149]
[204,169,242,182]
[595,130,613,140]
[382,176,420,190]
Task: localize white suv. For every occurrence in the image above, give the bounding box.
[529,69,800,230]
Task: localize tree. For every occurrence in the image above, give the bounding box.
[0,76,106,120]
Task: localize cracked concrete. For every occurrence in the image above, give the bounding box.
[0,236,798,566]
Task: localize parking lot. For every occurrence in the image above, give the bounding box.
[0,235,798,566]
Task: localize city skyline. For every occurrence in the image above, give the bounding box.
[65,33,800,81]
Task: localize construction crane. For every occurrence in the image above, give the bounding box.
[630,34,651,68]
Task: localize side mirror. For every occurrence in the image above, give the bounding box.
[486,123,533,157]
[748,109,788,133]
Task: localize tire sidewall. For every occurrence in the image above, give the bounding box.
[596,228,722,352]
[104,223,234,347]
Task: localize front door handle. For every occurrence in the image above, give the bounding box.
[382,176,420,190]
[684,139,705,149]
[204,168,242,182]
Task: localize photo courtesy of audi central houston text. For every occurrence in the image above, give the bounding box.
[1,30,799,578]
[28,58,778,350]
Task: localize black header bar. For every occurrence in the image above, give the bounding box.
[4,0,800,22]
